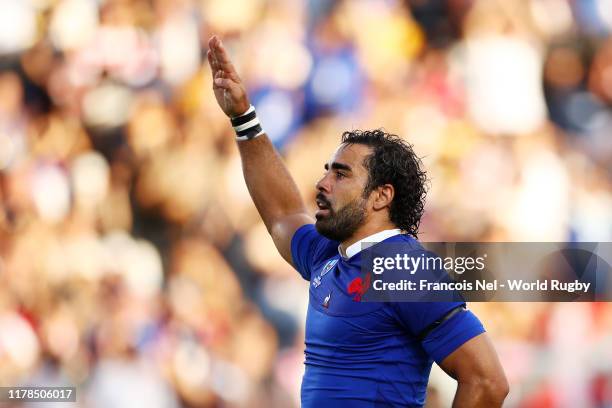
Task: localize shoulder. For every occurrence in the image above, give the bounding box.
[291,224,339,263]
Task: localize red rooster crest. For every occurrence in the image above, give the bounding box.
[347,273,372,302]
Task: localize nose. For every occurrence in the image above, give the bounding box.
[316,172,332,193]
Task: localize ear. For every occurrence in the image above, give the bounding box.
[372,184,394,211]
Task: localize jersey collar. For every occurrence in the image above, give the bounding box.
[339,229,403,259]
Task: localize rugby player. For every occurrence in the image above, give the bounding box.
[207,35,508,407]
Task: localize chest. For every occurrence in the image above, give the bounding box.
[306,258,399,345]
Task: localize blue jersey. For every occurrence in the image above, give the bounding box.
[291,224,485,407]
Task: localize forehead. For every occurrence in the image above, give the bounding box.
[329,143,372,171]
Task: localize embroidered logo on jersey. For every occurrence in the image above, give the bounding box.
[323,292,332,308]
[321,259,338,277]
[347,273,372,302]
[313,259,338,289]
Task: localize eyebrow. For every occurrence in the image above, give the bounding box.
[324,162,352,172]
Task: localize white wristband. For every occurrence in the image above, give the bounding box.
[230,105,265,141]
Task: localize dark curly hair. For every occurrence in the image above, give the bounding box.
[341,129,428,238]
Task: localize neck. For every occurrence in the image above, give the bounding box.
[339,221,397,257]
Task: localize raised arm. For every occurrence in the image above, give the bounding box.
[207,35,313,265]
[439,333,509,407]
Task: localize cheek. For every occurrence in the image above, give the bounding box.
[344,177,367,197]
[334,182,364,207]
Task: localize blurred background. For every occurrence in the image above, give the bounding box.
[0,0,610,406]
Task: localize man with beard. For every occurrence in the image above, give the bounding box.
[208,36,508,407]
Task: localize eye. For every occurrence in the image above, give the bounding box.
[335,171,346,179]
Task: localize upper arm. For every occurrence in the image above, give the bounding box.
[393,300,486,364]
[391,249,483,360]
[269,213,315,267]
[438,332,507,389]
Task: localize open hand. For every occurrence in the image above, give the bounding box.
[207,35,250,118]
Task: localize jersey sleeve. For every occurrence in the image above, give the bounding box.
[390,248,485,363]
[290,224,338,281]
[391,301,485,363]
[420,308,485,363]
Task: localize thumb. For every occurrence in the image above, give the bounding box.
[213,77,233,88]
[214,76,244,101]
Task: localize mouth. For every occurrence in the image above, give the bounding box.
[315,196,331,219]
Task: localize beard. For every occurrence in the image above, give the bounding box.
[315,195,367,242]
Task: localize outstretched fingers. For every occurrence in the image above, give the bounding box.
[207,50,218,77]
[207,35,249,115]
[209,36,239,77]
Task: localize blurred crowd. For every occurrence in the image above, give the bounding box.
[0,0,611,407]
